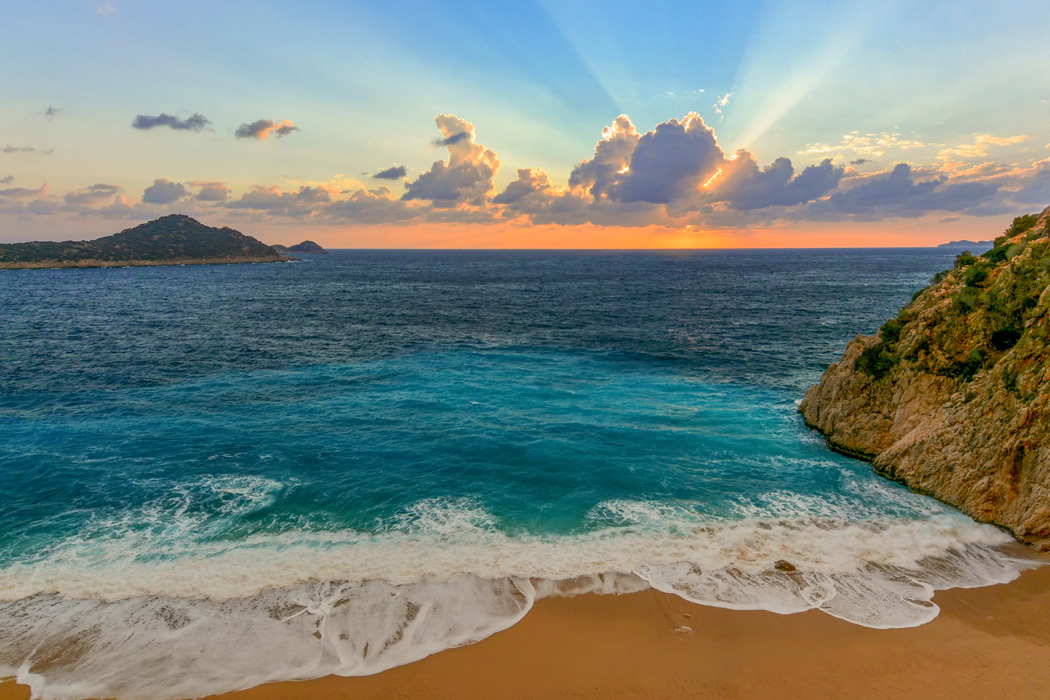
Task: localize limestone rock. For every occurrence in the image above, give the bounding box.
[801,205,1050,551]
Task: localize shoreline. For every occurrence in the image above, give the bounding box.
[4,555,1048,700]
[0,256,290,270]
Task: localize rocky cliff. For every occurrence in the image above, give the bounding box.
[800,205,1050,551]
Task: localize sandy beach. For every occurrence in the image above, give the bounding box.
[4,552,1048,700]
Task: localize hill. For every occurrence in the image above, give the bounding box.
[272,240,328,254]
[800,206,1050,550]
[0,215,286,269]
[936,239,993,252]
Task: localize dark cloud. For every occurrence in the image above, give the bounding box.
[609,115,722,204]
[717,156,845,210]
[44,106,64,120]
[327,188,416,224]
[64,183,122,205]
[850,158,870,165]
[1,185,46,199]
[142,178,189,205]
[227,185,330,214]
[2,145,50,154]
[433,132,469,147]
[492,168,552,206]
[132,113,211,131]
[569,115,640,197]
[373,165,408,180]
[808,163,998,217]
[235,119,299,140]
[403,115,500,204]
[192,180,230,202]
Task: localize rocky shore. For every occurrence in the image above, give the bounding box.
[801,205,1050,551]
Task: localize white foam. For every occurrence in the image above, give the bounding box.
[0,498,1042,700]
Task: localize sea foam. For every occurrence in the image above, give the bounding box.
[0,497,1039,700]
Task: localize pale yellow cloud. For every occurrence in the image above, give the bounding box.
[937,134,1028,161]
[799,131,925,158]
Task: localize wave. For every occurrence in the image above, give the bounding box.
[0,497,1041,700]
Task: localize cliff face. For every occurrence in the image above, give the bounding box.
[0,214,285,269]
[801,205,1050,551]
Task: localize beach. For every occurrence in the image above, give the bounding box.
[4,554,1046,700]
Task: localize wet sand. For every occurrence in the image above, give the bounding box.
[4,556,1048,700]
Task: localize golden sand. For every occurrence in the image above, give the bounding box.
[4,557,1049,700]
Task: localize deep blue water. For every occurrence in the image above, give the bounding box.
[0,250,1035,699]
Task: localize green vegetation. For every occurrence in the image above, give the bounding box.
[1002,213,1039,239]
[944,348,986,382]
[860,209,1049,384]
[855,342,898,379]
[0,215,282,266]
[962,261,993,286]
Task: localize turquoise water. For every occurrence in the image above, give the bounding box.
[0,250,1036,699]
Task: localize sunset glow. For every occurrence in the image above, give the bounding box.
[2,1,1049,247]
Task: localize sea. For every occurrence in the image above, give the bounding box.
[0,249,1040,700]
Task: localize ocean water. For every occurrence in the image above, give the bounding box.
[0,249,1039,700]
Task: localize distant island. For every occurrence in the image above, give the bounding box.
[936,239,993,252]
[0,215,287,270]
[271,240,329,254]
[802,206,1050,550]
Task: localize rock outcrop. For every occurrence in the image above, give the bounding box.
[801,205,1050,551]
[272,240,328,254]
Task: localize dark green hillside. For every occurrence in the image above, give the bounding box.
[0,215,285,268]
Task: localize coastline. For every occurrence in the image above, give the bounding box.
[4,554,1047,700]
[0,256,291,270]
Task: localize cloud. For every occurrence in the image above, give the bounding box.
[10,111,1045,231]
[63,183,121,205]
[235,119,299,140]
[3,145,50,154]
[373,165,407,180]
[432,132,469,147]
[713,92,732,119]
[714,155,845,210]
[402,114,500,204]
[132,113,211,131]
[142,178,189,205]
[227,185,330,215]
[492,168,552,206]
[44,106,64,120]
[568,115,640,198]
[937,134,1028,161]
[807,163,998,217]
[97,2,114,15]
[0,182,49,200]
[0,176,12,184]
[192,180,230,201]
[608,114,723,204]
[799,131,925,157]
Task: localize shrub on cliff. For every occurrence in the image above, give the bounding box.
[854,343,898,379]
[879,318,905,343]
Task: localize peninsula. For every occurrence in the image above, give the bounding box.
[801,205,1050,550]
[0,215,287,269]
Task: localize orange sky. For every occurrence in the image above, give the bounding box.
[258,216,1007,250]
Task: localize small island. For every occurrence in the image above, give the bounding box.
[801,205,1050,550]
[0,214,287,270]
[271,240,329,254]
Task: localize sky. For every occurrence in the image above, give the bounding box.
[2,0,1050,248]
